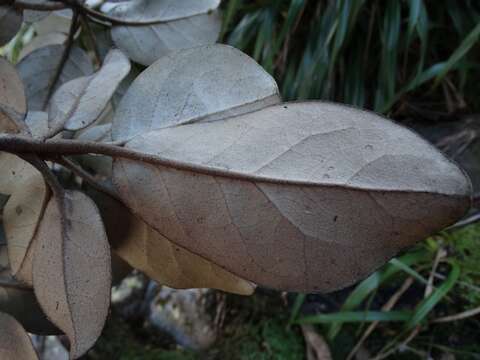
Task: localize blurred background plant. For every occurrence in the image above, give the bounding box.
[223,0,480,118]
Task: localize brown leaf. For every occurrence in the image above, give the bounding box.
[0,57,27,133]
[113,102,471,293]
[33,191,111,359]
[0,153,49,286]
[91,189,255,295]
[0,312,39,360]
[301,325,332,360]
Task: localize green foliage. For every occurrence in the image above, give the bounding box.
[224,0,480,114]
[289,223,480,358]
[445,223,480,305]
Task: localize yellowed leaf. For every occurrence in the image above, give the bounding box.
[33,191,111,359]
[92,190,255,295]
[0,312,39,360]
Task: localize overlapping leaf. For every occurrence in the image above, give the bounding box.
[91,189,255,295]
[0,57,27,133]
[19,32,67,61]
[24,111,49,139]
[112,44,281,141]
[0,6,22,47]
[109,0,222,65]
[0,312,39,359]
[49,49,131,132]
[113,102,471,293]
[0,153,49,286]
[0,237,59,335]
[33,9,73,36]
[33,191,111,359]
[22,0,62,23]
[16,44,94,111]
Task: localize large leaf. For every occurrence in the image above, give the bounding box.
[0,57,27,133]
[112,44,280,141]
[0,6,22,47]
[0,312,39,359]
[16,44,94,111]
[113,102,471,293]
[49,49,130,132]
[109,0,221,66]
[91,190,255,295]
[33,191,111,359]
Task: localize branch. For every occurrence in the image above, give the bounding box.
[54,156,121,201]
[42,9,80,110]
[19,154,65,198]
[14,0,66,11]
[80,13,102,65]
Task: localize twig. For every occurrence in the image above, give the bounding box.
[425,248,446,297]
[432,306,480,323]
[42,9,80,110]
[346,277,414,360]
[371,326,421,360]
[18,155,64,202]
[54,156,120,201]
[80,12,102,65]
[447,211,480,230]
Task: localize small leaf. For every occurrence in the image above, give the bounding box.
[49,49,131,132]
[0,312,39,359]
[0,57,27,133]
[113,102,471,293]
[110,0,221,66]
[91,189,255,295]
[19,32,67,61]
[0,6,23,47]
[16,44,94,111]
[112,44,280,141]
[33,9,73,36]
[24,111,49,139]
[33,191,111,359]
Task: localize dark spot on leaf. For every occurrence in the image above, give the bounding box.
[15,206,23,215]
